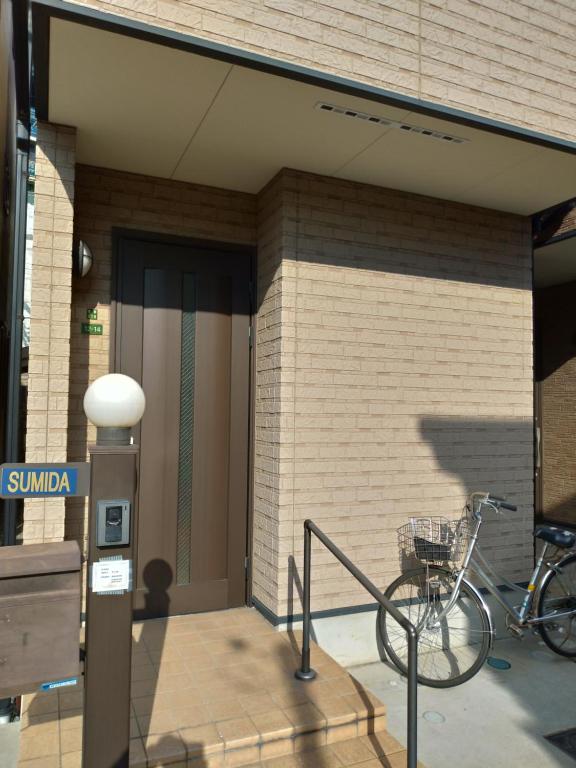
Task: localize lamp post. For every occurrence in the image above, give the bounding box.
[82,374,145,768]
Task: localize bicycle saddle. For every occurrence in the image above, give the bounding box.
[534,524,576,549]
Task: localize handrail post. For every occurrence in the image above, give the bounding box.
[406,628,418,768]
[293,519,418,767]
[295,522,317,681]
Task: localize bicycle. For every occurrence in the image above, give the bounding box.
[377,492,576,687]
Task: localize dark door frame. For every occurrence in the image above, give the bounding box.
[110,227,257,607]
[533,241,542,527]
[1,0,31,546]
[533,277,576,531]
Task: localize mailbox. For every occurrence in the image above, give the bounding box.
[0,541,81,698]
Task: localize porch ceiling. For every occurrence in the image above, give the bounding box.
[46,18,576,216]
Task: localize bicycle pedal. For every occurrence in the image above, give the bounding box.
[506,623,524,638]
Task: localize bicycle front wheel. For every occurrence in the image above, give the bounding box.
[378,566,491,688]
[537,553,576,657]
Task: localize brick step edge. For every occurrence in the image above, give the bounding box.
[185,714,388,768]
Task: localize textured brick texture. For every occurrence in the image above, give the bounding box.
[536,281,576,526]
[68,0,576,142]
[66,165,256,549]
[253,174,288,615]
[550,203,576,240]
[256,169,534,616]
[23,123,76,545]
[535,199,576,246]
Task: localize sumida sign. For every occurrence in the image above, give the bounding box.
[0,463,90,498]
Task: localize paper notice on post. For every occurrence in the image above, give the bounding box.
[92,559,131,593]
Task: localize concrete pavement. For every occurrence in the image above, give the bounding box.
[349,633,576,768]
[0,721,20,768]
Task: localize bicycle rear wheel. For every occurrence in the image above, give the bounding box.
[378,566,491,688]
[537,553,576,657]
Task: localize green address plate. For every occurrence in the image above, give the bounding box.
[81,323,103,336]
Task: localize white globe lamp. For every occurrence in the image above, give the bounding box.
[83,374,146,445]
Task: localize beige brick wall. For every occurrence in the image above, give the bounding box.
[68,0,576,142]
[66,164,257,550]
[252,174,290,615]
[23,123,76,544]
[25,145,534,616]
[258,169,534,616]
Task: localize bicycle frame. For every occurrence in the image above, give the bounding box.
[425,497,576,632]
[470,543,545,626]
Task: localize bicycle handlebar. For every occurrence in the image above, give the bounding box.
[471,492,517,516]
[486,494,517,512]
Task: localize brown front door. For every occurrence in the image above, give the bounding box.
[114,234,251,617]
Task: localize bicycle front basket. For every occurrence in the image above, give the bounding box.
[398,516,469,565]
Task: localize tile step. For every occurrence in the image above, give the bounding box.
[17,608,394,768]
[129,711,388,767]
[189,731,414,768]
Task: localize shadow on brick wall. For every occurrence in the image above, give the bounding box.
[276,169,532,291]
[419,417,534,576]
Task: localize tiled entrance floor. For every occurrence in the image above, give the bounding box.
[18,607,409,767]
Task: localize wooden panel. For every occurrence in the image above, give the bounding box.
[137,269,181,594]
[115,235,251,617]
[191,274,232,584]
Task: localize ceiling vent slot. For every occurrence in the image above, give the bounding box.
[316,102,393,128]
[396,122,467,144]
[316,102,468,144]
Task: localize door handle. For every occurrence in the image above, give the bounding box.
[535,426,541,470]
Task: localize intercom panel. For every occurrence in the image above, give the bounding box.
[96,500,130,547]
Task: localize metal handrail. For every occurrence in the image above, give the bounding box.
[295,519,418,768]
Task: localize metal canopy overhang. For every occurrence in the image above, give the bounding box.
[534,237,576,289]
[32,0,576,216]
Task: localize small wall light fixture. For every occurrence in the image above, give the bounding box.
[73,240,94,278]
